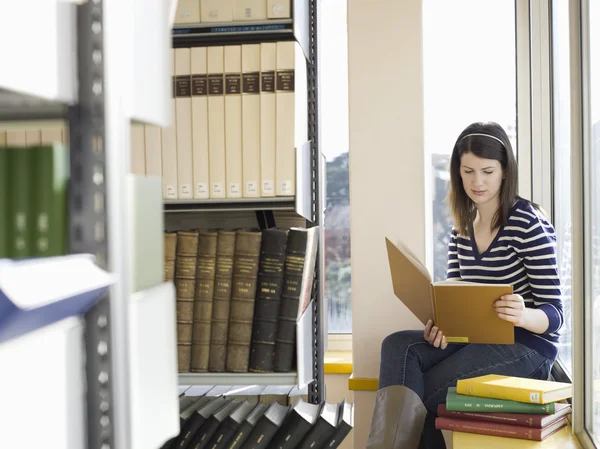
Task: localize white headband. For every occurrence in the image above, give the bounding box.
[460,133,505,146]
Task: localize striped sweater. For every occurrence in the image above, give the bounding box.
[447,199,563,361]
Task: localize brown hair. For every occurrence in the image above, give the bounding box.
[448,121,519,236]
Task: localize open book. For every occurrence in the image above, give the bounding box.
[385,237,514,344]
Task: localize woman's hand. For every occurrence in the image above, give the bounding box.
[424,319,448,349]
[493,294,528,327]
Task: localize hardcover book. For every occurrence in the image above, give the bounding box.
[385,237,514,344]
[445,387,560,414]
[456,375,573,404]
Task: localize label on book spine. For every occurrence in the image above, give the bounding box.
[243,72,260,94]
[196,183,208,197]
[166,185,177,199]
[246,182,258,195]
[211,182,224,196]
[280,180,293,195]
[228,182,241,196]
[176,75,191,97]
[180,184,192,197]
[208,74,224,95]
[262,180,274,195]
[192,74,208,96]
[262,71,275,92]
[225,74,242,95]
[276,70,295,92]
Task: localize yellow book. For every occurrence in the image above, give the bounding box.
[456,374,572,404]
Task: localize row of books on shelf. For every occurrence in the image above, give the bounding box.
[166,226,318,374]
[174,0,292,24]
[0,128,68,259]
[436,374,573,442]
[165,384,353,449]
[131,40,307,200]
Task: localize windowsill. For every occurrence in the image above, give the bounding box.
[324,349,353,374]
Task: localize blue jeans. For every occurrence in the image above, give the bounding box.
[378,330,553,449]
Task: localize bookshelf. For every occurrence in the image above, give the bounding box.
[165,0,326,407]
[0,0,325,448]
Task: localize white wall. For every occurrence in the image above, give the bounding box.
[347,0,426,446]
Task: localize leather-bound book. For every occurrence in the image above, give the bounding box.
[164,232,178,281]
[208,231,237,372]
[225,231,263,372]
[176,231,199,372]
[273,228,318,372]
[191,231,218,372]
[248,229,288,372]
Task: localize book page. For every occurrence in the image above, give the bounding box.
[394,238,431,282]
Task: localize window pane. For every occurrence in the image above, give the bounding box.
[423,0,516,282]
[320,0,351,333]
[551,0,573,379]
[587,0,600,439]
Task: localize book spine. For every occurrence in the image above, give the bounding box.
[144,125,162,178]
[208,46,226,198]
[130,123,146,175]
[175,48,194,199]
[162,49,179,199]
[274,229,308,372]
[223,421,254,449]
[248,229,288,373]
[191,231,218,372]
[7,131,34,258]
[209,231,237,372]
[226,231,263,372]
[241,43,261,198]
[225,45,243,199]
[437,404,543,428]
[0,132,7,257]
[176,231,199,372]
[241,418,281,449]
[435,416,546,441]
[275,41,295,196]
[40,128,68,257]
[446,393,555,414]
[165,232,178,281]
[191,47,210,199]
[456,381,547,404]
[259,42,276,197]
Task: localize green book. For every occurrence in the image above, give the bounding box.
[7,145,35,258]
[446,387,556,414]
[0,143,8,258]
[33,139,69,257]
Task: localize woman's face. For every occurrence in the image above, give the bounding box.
[460,152,504,207]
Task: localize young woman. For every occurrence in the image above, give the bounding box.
[366,122,564,449]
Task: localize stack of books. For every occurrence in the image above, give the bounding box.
[163,385,354,449]
[435,374,573,442]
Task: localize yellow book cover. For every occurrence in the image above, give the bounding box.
[452,424,581,449]
[456,374,572,404]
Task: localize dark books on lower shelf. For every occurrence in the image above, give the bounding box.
[266,398,322,449]
[204,400,256,449]
[238,401,290,449]
[223,402,270,449]
[189,399,243,449]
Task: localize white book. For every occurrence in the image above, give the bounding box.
[162,49,179,199]
[260,42,277,197]
[208,46,226,198]
[242,44,261,198]
[130,123,146,175]
[191,47,210,199]
[275,41,308,196]
[175,48,194,199]
[225,45,243,198]
[144,125,162,178]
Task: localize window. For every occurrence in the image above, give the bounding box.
[320,0,351,333]
[586,0,600,439]
[551,0,573,378]
[423,0,516,282]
